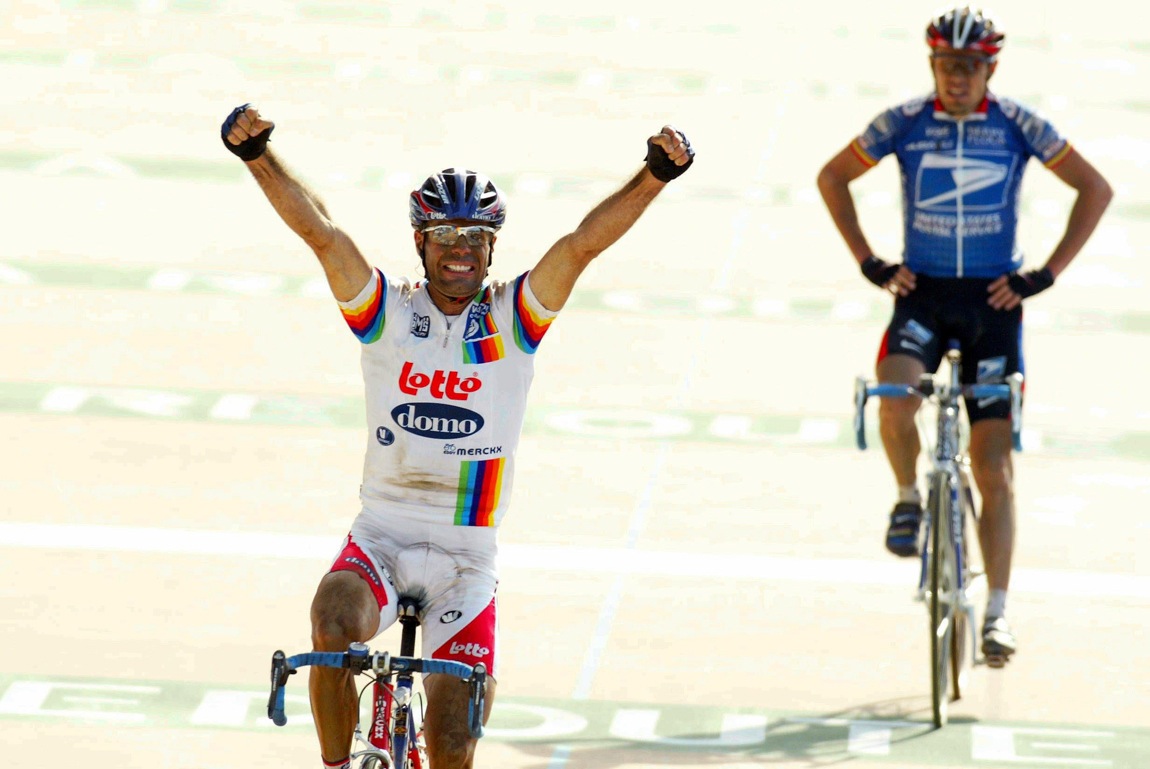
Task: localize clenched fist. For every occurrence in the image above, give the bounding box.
[221,103,275,161]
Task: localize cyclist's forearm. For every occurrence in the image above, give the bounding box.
[818,178,874,263]
[567,166,664,258]
[1043,181,1113,277]
[246,150,339,253]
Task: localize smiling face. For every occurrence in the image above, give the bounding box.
[415,219,497,312]
[930,51,996,117]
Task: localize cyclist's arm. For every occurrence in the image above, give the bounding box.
[243,150,372,302]
[527,127,690,312]
[817,145,878,266]
[1041,148,1113,277]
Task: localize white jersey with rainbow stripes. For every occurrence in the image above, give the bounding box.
[338,267,556,528]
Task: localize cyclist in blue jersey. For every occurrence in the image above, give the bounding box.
[817,7,1111,664]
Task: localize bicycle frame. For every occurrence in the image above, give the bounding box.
[854,342,1022,728]
[267,598,487,769]
[356,600,424,769]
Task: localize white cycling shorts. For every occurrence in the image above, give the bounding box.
[328,515,499,679]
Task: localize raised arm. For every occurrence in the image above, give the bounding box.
[221,104,372,302]
[526,126,694,312]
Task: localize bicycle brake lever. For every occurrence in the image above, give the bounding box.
[853,377,868,450]
[268,650,289,726]
[468,664,487,739]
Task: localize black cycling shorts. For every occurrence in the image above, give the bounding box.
[877,275,1023,423]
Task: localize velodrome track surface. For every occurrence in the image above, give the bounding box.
[2,1,1148,767]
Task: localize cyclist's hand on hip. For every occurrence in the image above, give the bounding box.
[221,103,275,161]
[860,255,916,296]
[987,267,1055,310]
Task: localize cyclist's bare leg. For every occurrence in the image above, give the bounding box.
[876,354,926,488]
[422,672,497,769]
[309,571,381,765]
[968,419,1015,593]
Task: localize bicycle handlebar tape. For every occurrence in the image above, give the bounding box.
[221,103,273,161]
[644,131,694,182]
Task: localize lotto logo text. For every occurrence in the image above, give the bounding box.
[398,362,482,401]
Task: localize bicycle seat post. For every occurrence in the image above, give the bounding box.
[398,597,421,658]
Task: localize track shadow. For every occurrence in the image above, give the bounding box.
[489,695,979,768]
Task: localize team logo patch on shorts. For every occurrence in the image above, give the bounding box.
[902,319,934,346]
[330,536,394,610]
[433,598,496,671]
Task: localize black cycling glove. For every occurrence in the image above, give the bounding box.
[645,130,694,182]
[1006,267,1055,299]
[221,103,273,161]
[860,255,900,288]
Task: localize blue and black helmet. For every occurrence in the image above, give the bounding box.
[409,168,507,229]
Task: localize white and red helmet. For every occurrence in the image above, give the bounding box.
[927,7,1005,60]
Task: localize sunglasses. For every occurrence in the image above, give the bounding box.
[421,224,497,246]
[931,54,990,76]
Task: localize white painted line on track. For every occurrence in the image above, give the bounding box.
[3,522,1148,599]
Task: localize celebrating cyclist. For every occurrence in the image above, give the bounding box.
[817,7,1111,664]
[221,104,693,768]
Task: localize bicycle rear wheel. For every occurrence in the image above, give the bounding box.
[928,472,957,729]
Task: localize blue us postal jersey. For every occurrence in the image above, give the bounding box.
[851,92,1072,278]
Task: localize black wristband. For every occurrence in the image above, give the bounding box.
[644,133,694,182]
[860,255,899,288]
[221,103,273,161]
[1006,267,1055,298]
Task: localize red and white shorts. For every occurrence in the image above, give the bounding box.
[328,516,499,679]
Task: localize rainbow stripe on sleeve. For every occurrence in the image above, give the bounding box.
[340,268,386,343]
[512,273,554,354]
[454,457,504,527]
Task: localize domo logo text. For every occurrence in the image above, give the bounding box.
[391,403,484,439]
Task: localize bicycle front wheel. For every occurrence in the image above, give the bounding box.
[949,466,978,700]
[928,472,957,729]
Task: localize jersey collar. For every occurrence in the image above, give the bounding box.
[931,93,992,122]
